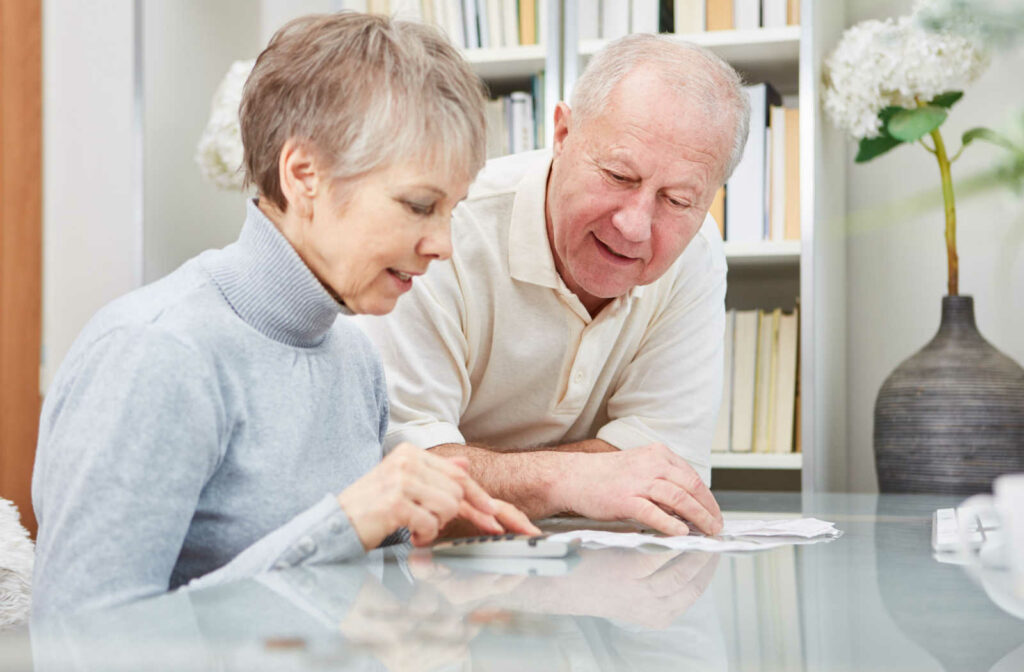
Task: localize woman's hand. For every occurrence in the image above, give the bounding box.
[337,443,535,549]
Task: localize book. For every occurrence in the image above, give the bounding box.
[705,0,732,30]
[509,91,535,154]
[463,0,480,48]
[712,309,736,453]
[486,0,502,47]
[725,82,781,243]
[730,310,759,453]
[601,0,631,40]
[784,106,801,240]
[631,0,660,34]
[674,0,706,34]
[485,98,508,159]
[710,185,725,238]
[752,308,779,453]
[519,0,537,45]
[773,308,799,453]
[502,0,519,46]
[732,0,759,30]
[787,0,801,25]
[579,0,600,40]
[762,0,787,28]
[769,104,787,241]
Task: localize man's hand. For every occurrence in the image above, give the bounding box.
[557,443,723,536]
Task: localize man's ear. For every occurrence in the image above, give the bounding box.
[278,139,320,219]
[552,102,572,157]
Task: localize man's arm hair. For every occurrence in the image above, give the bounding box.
[427,440,618,519]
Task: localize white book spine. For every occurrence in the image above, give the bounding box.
[762,0,787,28]
[674,0,706,33]
[600,0,630,40]
[475,0,490,48]
[725,84,768,243]
[579,0,601,40]
[712,309,735,453]
[486,0,502,47]
[732,0,760,30]
[463,0,480,48]
[502,0,519,46]
[509,91,535,153]
[730,310,759,453]
[630,0,659,34]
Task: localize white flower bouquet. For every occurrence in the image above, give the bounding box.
[822,1,1024,296]
[195,59,255,191]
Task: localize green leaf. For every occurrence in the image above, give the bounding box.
[962,127,1021,153]
[886,106,948,142]
[856,135,902,162]
[929,91,963,108]
[878,106,904,127]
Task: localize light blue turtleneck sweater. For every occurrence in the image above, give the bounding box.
[32,201,389,619]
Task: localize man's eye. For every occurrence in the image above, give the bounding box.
[667,197,690,209]
[606,170,630,183]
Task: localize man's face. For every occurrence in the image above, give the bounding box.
[545,68,733,313]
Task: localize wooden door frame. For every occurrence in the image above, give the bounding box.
[0,0,42,536]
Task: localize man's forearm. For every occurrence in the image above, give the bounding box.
[428,439,617,518]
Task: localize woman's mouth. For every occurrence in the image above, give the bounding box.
[389,269,412,282]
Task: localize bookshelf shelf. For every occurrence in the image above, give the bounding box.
[464,45,546,81]
[725,240,801,267]
[711,452,803,470]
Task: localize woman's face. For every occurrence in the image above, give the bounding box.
[293,161,471,315]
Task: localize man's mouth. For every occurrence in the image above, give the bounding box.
[389,269,412,281]
[595,237,635,262]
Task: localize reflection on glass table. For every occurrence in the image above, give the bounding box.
[6,492,1024,672]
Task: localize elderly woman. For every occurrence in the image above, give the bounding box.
[31,13,536,620]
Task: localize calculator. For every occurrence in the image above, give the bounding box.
[430,533,579,558]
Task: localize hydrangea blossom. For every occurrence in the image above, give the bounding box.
[822,12,988,140]
[195,59,255,190]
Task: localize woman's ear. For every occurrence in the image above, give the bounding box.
[278,139,320,220]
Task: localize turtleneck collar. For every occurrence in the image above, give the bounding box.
[203,200,349,347]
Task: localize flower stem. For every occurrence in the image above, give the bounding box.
[929,126,958,296]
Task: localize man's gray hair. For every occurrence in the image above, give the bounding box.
[570,33,750,182]
[241,12,487,211]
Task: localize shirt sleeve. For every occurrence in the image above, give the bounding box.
[31,327,367,619]
[596,228,727,486]
[355,262,471,452]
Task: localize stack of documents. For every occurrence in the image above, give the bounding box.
[547,518,841,553]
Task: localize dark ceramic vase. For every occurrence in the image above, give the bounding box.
[874,295,1024,494]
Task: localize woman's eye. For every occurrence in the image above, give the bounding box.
[405,201,435,216]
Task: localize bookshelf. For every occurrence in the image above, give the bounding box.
[457,0,848,492]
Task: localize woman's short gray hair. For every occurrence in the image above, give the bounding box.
[570,33,750,181]
[241,12,487,211]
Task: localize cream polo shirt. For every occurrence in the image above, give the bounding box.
[357,149,726,484]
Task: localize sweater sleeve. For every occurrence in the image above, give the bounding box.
[31,327,369,619]
[32,327,227,619]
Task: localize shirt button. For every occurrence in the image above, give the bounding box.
[573,370,585,384]
[298,537,317,556]
[329,517,345,534]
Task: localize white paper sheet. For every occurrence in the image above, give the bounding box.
[546,518,842,553]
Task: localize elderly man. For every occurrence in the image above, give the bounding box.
[357,33,749,536]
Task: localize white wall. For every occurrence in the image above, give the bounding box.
[845,0,1024,491]
[42,0,139,390]
[43,1,331,386]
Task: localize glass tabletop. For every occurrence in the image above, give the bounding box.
[5,491,1023,671]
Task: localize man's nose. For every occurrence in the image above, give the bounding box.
[417,217,452,261]
[610,190,654,243]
